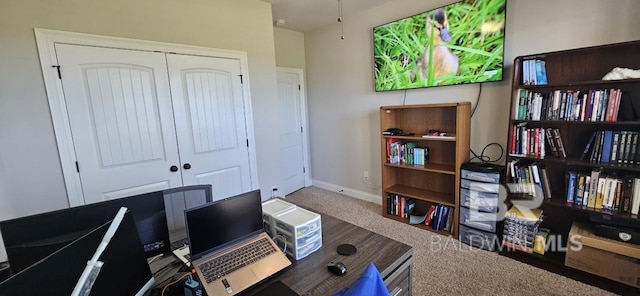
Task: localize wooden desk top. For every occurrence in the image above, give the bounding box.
[150,211,413,296]
[248,211,413,295]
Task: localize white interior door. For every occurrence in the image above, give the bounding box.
[55,44,183,204]
[276,69,306,195]
[166,54,253,200]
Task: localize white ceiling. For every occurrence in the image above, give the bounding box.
[263,0,393,32]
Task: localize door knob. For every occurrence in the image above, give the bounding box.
[170,165,179,172]
[183,163,191,170]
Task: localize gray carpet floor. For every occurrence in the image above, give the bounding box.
[285,186,612,296]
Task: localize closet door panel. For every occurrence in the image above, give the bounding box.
[184,71,237,152]
[55,44,182,204]
[167,54,253,200]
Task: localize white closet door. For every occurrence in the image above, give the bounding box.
[166,54,252,200]
[277,70,305,195]
[55,44,182,204]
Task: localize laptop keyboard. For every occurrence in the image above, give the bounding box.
[199,237,277,283]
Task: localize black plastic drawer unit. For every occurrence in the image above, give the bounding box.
[459,162,505,251]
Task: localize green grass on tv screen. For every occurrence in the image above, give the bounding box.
[373,0,506,91]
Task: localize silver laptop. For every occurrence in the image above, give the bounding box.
[184,190,291,296]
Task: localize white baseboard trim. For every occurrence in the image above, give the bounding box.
[310,180,381,205]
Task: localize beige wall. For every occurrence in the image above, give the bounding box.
[273,28,306,69]
[303,0,640,202]
[0,0,280,218]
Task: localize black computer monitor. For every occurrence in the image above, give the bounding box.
[0,185,214,275]
[0,190,169,275]
[0,209,154,296]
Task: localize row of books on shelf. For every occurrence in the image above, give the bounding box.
[509,125,566,159]
[507,160,640,215]
[386,194,416,218]
[566,170,640,215]
[521,59,547,86]
[385,194,454,232]
[513,88,622,122]
[423,203,454,232]
[386,139,429,165]
[581,130,639,164]
[507,160,552,199]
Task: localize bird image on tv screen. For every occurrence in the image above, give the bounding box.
[373,0,506,91]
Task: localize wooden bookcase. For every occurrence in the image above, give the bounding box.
[380,103,470,237]
[503,40,640,294]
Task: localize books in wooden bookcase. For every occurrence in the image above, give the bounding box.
[386,193,416,218]
[507,160,549,199]
[504,40,640,293]
[386,199,455,234]
[508,125,565,159]
[521,59,548,86]
[503,206,544,254]
[423,203,454,232]
[632,178,640,215]
[550,129,566,159]
[580,132,597,160]
[511,88,623,122]
[540,167,552,199]
[586,169,600,208]
[563,171,640,214]
[580,130,640,164]
[380,103,470,238]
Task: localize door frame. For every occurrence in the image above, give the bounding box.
[276,67,312,188]
[34,28,259,207]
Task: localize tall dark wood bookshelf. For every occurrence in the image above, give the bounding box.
[503,40,640,295]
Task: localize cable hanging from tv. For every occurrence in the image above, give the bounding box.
[337,0,344,40]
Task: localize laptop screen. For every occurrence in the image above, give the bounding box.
[185,190,264,259]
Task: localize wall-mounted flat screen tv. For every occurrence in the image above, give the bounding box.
[373,0,506,92]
